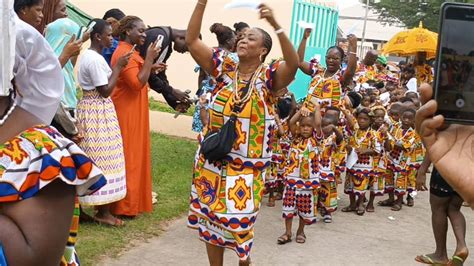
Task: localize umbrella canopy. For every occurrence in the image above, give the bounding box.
[382,21,438,58]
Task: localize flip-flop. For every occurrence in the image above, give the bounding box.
[449,253,468,266]
[277,234,292,245]
[415,254,449,265]
[378,199,395,207]
[366,206,375,213]
[356,207,365,216]
[93,216,125,227]
[391,203,402,211]
[323,214,332,223]
[341,206,356,212]
[407,197,415,207]
[296,233,306,244]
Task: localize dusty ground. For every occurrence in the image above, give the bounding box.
[100,178,474,265]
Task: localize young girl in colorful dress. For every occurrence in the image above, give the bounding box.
[278,104,324,245]
[383,107,418,211]
[318,113,344,223]
[266,93,296,207]
[342,107,379,216]
[366,106,389,212]
[298,28,358,114]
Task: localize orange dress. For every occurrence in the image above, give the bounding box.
[110,41,152,216]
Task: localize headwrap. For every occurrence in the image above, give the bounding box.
[376,55,387,66]
[45,18,80,109]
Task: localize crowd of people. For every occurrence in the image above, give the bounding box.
[0,0,472,265]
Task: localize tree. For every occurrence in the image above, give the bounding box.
[371,0,474,32]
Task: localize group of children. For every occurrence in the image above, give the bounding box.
[266,43,428,245]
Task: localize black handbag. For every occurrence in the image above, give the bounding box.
[200,73,254,163]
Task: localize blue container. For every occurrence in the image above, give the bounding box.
[289,0,339,100]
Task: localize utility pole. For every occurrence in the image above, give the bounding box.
[360,0,370,58]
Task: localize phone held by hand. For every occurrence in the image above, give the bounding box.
[85,21,96,35]
[155,35,164,49]
[434,3,474,124]
[130,44,137,53]
[76,26,84,40]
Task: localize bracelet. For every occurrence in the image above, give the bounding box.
[275,28,285,35]
[197,1,206,5]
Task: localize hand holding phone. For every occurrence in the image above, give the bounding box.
[434,3,474,124]
[155,35,164,49]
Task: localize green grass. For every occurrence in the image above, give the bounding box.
[76,133,197,265]
[148,97,195,116]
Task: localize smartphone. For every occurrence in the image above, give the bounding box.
[434,3,474,124]
[155,35,164,49]
[85,21,96,35]
[76,26,84,40]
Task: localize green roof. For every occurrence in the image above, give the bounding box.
[66,1,92,27]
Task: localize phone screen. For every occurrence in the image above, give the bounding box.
[435,4,474,122]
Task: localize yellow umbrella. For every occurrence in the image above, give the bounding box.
[382,22,438,58]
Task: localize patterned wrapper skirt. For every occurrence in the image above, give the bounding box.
[77,90,127,206]
[188,156,266,261]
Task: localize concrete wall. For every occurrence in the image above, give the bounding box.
[71,0,294,96]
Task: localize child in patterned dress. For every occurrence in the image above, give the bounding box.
[366,106,389,212]
[317,113,344,223]
[265,113,286,207]
[278,105,323,245]
[382,107,418,211]
[342,107,380,216]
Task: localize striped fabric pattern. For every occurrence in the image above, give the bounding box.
[77,90,126,206]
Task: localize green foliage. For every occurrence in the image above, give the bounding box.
[371,0,474,32]
[76,133,197,265]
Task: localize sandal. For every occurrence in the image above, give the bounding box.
[277,234,292,245]
[296,233,306,244]
[449,251,469,266]
[356,207,365,216]
[341,206,356,212]
[391,203,402,211]
[366,206,375,213]
[323,214,332,223]
[407,196,414,207]
[93,216,125,227]
[415,254,449,265]
[377,199,395,207]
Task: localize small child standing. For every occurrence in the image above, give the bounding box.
[342,107,379,216]
[278,106,322,245]
[366,106,389,212]
[383,107,418,211]
[318,113,344,223]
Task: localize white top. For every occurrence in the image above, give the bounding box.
[406,77,418,93]
[14,16,64,124]
[78,49,111,91]
[0,0,15,96]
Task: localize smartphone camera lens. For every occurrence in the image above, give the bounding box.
[455,98,465,108]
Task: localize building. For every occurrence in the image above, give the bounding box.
[338,2,406,56]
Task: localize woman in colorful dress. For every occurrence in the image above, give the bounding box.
[77,19,132,226]
[185,1,298,265]
[109,16,161,217]
[0,7,106,264]
[298,28,358,114]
